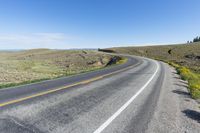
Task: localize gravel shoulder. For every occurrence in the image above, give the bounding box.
[146,62,200,133]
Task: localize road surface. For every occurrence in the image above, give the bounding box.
[0,55,199,133]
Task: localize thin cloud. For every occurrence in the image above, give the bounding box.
[0,33,73,49]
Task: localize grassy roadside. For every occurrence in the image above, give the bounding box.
[0,54,127,89]
[116,57,128,65]
[155,58,200,99]
[167,62,200,99]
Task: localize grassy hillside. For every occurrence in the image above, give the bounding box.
[106,42,200,99]
[0,49,117,88]
[108,42,200,72]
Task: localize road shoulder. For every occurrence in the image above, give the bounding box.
[146,62,200,133]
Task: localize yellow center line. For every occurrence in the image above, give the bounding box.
[81,76,103,84]
[0,61,140,108]
[0,82,80,107]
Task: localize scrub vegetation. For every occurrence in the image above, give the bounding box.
[168,62,200,99]
[104,42,200,99]
[0,49,124,89]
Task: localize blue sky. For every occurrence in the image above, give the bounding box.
[0,0,200,49]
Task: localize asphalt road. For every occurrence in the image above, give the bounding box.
[0,55,199,133]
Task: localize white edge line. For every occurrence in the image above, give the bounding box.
[93,60,160,133]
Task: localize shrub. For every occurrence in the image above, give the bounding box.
[176,66,200,99]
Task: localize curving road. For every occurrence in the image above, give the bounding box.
[0,54,198,133]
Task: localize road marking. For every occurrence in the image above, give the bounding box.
[81,76,103,84]
[93,61,159,133]
[0,59,140,108]
[0,83,80,107]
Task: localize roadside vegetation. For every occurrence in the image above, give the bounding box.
[105,42,200,99]
[0,49,126,89]
[168,62,200,99]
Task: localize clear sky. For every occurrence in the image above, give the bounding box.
[0,0,200,49]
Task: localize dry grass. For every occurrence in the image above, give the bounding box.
[0,49,115,88]
[108,42,200,72]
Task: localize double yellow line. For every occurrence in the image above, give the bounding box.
[0,60,140,108]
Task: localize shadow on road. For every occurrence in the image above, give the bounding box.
[173,83,188,88]
[173,76,180,79]
[182,109,200,123]
[172,89,190,96]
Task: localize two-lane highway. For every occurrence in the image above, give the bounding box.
[0,56,139,107]
[0,55,164,133]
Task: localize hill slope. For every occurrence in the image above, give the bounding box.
[107,42,200,72]
[0,49,115,87]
